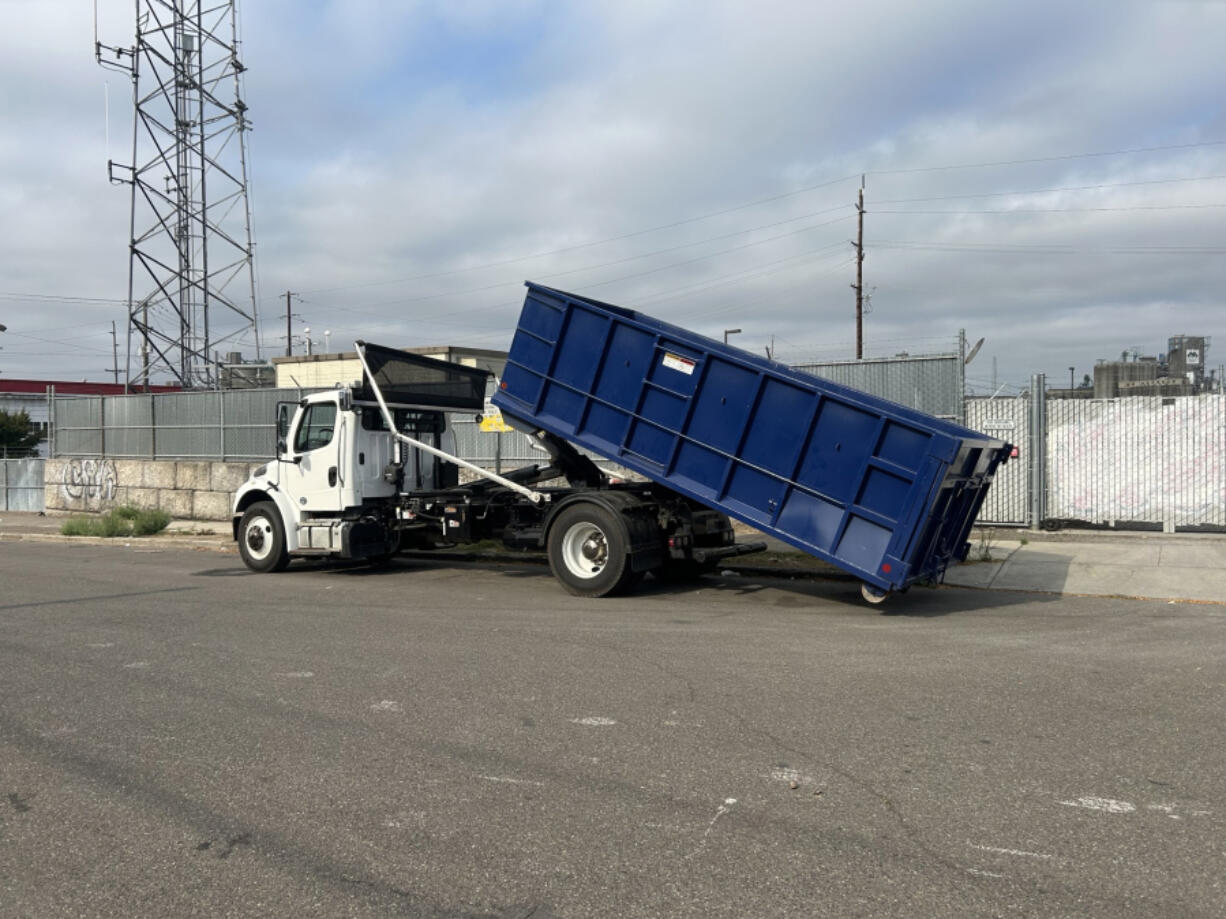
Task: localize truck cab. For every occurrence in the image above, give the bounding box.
[232,343,489,571]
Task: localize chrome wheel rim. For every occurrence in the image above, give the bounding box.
[560,521,607,579]
[244,515,273,561]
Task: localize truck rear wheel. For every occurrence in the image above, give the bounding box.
[548,504,633,598]
[238,501,290,573]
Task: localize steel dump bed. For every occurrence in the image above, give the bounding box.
[492,283,1010,594]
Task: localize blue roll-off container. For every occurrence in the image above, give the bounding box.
[493,283,1011,595]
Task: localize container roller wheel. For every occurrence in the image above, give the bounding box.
[860,582,890,605]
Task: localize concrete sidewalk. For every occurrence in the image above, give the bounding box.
[943,529,1226,605]
[2,512,1223,605]
[0,511,230,551]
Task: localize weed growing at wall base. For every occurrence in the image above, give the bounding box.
[60,506,171,538]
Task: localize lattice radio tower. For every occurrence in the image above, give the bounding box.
[97,0,259,389]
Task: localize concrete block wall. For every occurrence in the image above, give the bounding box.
[45,458,258,520]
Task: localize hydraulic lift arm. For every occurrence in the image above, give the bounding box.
[353,341,549,504]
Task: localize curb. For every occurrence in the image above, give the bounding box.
[0,531,232,552]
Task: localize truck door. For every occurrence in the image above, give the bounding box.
[284,399,345,512]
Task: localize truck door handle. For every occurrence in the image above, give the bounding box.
[328,467,338,487]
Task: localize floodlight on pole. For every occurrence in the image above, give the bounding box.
[723,328,742,345]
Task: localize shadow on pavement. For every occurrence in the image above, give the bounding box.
[198,552,1064,616]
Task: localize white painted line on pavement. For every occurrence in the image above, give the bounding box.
[969,843,1054,859]
[1059,796,1135,814]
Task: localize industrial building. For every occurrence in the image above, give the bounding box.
[1082,334,1216,399]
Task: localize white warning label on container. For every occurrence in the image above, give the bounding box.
[662,352,696,375]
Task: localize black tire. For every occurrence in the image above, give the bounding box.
[238,501,290,573]
[547,503,633,598]
[368,530,402,567]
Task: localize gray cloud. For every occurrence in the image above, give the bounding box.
[1,0,1223,390]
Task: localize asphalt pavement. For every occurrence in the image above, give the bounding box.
[2,511,1223,605]
[2,539,1224,917]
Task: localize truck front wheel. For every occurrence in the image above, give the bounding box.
[548,504,632,598]
[238,501,290,573]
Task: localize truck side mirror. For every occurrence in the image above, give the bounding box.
[276,402,301,462]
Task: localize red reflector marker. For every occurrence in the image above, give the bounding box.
[881,563,892,573]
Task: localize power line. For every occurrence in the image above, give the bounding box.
[312,244,857,343]
[290,175,862,298]
[1,330,113,354]
[865,139,1226,176]
[875,203,1226,215]
[278,141,1226,301]
[267,141,1226,309]
[565,215,856,294]
[870,239,1226,254]
[281,212,857,323]
[872,173,1226,204]
[661,256,859,323]
[0,292,126,305]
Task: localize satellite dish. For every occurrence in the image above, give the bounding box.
[965,337,985,365]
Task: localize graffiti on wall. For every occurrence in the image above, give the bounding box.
[62,458,118,503]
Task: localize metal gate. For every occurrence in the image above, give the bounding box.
[966,396,1029,526]
[1,458,45,512]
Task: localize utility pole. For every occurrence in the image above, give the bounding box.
[110,321,120,384]
[285,291,296,356]
[851,175,865,360]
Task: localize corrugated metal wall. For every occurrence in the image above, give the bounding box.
[1,458,45,511]
[52,389,316,461]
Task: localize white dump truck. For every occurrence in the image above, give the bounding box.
[231,340,754,596]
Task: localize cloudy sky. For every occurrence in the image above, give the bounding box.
[1,0,1223,392]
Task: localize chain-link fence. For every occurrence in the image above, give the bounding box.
[1045,394,1226,531]
[965,395,1030,525]
[790,352,964,420]
[776,334,966,420]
